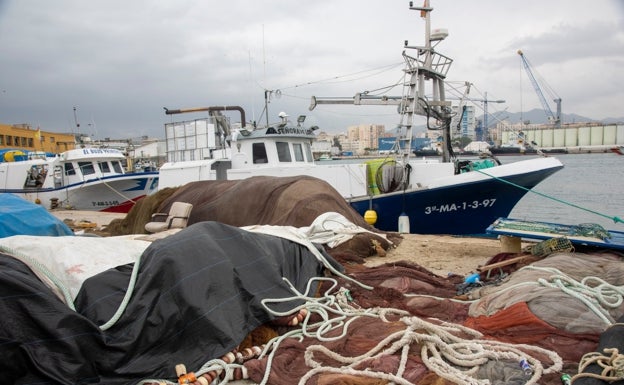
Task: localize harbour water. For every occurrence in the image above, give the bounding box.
[504,152,624,231]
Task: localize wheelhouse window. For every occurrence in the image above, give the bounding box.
[252,143,268,164]
[304,143,313,161]
[78,161,95,175]
[99,161,111,173]
[112,161,123,173]
[293,143,304,162]
[276,142,292,162]
[64,163,76,176]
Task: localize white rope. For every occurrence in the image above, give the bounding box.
[91,174,139,204]
[300,313,562,385]
[522,265,624,326]
[259,277,562,385]
[242,224,374,290]
[137,275,563,385]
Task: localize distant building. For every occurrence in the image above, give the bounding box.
[0,123,75,153]
[346,124,385,150]
[311,140,332,156]
[451,105,476,139]
[128,139,166,170]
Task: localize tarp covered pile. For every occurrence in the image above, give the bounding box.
[0,193,73,237]
[0,222,342,384]
[106,176,400,264]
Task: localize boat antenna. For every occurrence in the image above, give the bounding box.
[73,106,80,134]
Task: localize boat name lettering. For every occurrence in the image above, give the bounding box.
[424,199,497,214]
[277,127,312,135]
[82,148,120,155]
[91,200,120,207]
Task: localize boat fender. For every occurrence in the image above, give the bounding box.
[364,209,377,225]
[398,213,410,234]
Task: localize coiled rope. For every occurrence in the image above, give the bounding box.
[139,276,562,385]
[475,169,623,224]
[524,266,624,326]
[464,265,624,327]
[261,277,562,385]
[571,347,624,383]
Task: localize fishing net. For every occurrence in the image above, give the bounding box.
[468,252,624,336]
[575,223,611,240]
[529,237,574,257]
[108,175,401,264]
[493,219,611,240]
[372,159,405,194]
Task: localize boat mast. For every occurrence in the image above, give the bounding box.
[403,0,453,161]
[309,1,454,161]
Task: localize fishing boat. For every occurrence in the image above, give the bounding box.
[157,2,563,235]
[0,148,159,213]
[487,131,538,155]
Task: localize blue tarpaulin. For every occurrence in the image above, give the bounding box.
[0,194,73,237]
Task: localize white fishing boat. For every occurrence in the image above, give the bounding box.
[157,2,564,235]
[0,148,159,213]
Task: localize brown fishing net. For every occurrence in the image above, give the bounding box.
[108,175,401,263]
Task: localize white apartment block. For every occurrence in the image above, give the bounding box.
[450,105,476,139]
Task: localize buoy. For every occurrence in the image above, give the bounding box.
[398,213,410,234]
[364,209,377,225]
[34,198,41,204]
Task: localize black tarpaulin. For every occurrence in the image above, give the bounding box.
[0,221,342,384]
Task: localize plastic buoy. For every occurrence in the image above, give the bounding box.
[398,213,410,233]
[364,209,377,225]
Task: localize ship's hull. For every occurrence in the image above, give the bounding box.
[488,146,537,155]
[350,160,562,235]
[1,172,159,213]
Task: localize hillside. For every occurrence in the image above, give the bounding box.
[483,108,624,126]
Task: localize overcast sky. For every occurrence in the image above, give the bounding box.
[0,0,622,140]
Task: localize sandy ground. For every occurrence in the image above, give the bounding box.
[50,210,522,278]
[50,209,126,228]
[364,233,513,276]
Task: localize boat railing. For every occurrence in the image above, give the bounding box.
[403,50,453,79]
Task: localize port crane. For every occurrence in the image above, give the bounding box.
[517,50,562,128]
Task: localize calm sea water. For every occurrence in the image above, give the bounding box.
[503,153,624,231]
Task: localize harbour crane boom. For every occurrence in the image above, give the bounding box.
[517,50,561,128]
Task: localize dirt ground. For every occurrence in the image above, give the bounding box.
[364,233,519,277]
